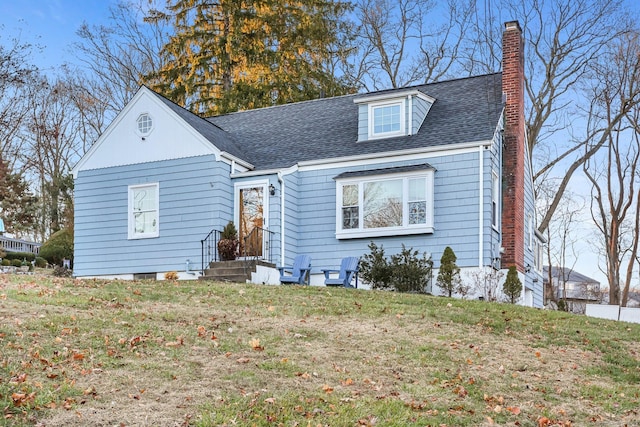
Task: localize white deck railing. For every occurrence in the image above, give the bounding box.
[0,235,41,254]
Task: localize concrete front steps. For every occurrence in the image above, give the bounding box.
[200,259,275,283]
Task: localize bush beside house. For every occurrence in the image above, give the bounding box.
[503,266,522,303]
[217,221,239,261]
[436,246,461,297]
[360,242,432,293]
[39,228,73,266]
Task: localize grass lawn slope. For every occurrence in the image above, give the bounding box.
[1,274,639,426]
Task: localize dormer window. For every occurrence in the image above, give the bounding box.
[354,90,435,142]
[370,101,405,139]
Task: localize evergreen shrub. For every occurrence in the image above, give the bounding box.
[360,242,432,293]
[503,266,522,303]
[39,229,73,266]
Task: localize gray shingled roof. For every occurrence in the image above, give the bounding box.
[150,90,249,162]
[151,73,503,171]
[543,266,600,285]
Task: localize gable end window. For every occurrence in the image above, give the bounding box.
[136,113,153,135]
[369,100,405,139]
[128,183,159,239]
[335,167,434,239]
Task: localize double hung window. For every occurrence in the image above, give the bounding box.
[128,183,159,239]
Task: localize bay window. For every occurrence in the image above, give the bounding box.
[336,167,434,239]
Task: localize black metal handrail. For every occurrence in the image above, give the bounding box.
[242,226,275,264]
[201,229,221,275]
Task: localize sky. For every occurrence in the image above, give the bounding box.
[0,0,116,72]
[0,0,633,289]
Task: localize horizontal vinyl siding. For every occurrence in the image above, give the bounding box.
[282,172,300,266]
[523,147,544,307]
[74,155,231,276]
[411,97,430,134]
[357,105,368,142]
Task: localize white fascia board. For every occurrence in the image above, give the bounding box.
[231,164,298,179]
[354,90,436,105]
[297,140,493,172]
[220,152,253,170]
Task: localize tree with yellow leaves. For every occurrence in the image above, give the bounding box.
[145,0,355,115]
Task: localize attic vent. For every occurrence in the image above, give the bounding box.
[137,113,153,135]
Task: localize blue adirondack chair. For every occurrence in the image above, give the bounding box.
[322,257,360,288]
[278,255,312,285]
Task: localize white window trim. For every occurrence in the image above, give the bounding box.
[136,112,154,137]
[368,99,406,140]
[335,170,434,239]
[128,183,160,239]
[527,212,533,251]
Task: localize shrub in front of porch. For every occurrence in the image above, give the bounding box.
[218,221,239,261]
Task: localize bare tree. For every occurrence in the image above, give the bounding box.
[466,0,636,233]
[22,77,83,240]
[582,32,640,306]
[540,189,585,303]
[0,34,38,170]
[353,0,474,90]
[72,0,170,122]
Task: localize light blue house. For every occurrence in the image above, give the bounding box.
[73,21,545,306]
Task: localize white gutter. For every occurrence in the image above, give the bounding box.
[298,140,493,169]
[277,171,285,266]
[478,144,484,268]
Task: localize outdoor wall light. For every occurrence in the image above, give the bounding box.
[269,184,276,196]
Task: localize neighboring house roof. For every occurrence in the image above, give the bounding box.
[205,73,503,170]
[543,266,600,285]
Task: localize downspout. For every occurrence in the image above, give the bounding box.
[278,172,285,266]
[478,145,484,268]
[407,94,413,136]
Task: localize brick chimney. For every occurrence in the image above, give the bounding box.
[501,21,525,272]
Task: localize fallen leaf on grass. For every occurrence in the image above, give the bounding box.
[62,397,75,410]
[453,386,468,398]
[322,384,334,394]
[250,338,264,351]
[128,336,142,347]
[506,406,521,415]
[11,392,35,407]
[166,336,184,347]
[538,417,551,427]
